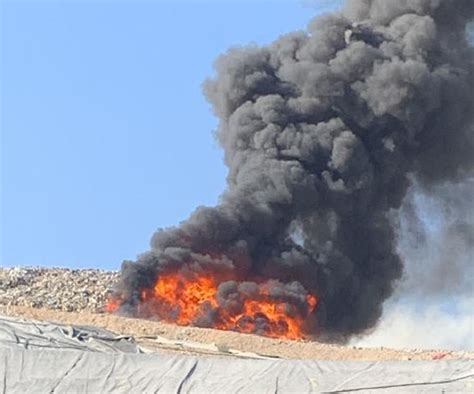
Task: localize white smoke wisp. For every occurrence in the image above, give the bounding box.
[353,298,473,351]
[353,180,474,350]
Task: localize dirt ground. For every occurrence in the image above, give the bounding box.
[2,305,472,361]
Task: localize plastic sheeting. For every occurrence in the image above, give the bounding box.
[0,314,141,353]
[1,315,473,393]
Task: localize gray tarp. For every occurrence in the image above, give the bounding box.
[1,315,473,393]
[0,314,141,353]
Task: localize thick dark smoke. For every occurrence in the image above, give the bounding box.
[114,0,474,341]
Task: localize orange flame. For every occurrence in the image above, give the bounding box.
[147,274,219,325]
[108,272,317,340]
[106,297,121,313]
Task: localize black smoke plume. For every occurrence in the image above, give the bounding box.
[113,0,474,341]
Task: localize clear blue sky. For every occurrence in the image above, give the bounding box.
[1,1,341,270]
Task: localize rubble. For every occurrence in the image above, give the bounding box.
[0,267,119,312]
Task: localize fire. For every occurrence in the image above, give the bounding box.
[145,274,219,326]
[109,272,318,340]
[106,297,121,313]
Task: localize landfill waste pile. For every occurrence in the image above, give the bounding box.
[0,267,119,312]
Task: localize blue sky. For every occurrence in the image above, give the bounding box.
[1,1,341,270]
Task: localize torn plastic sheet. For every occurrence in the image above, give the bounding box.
[0,314,141,353]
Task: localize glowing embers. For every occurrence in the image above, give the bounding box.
[119,272,318,340]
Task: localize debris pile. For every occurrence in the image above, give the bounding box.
[0,267,118,312]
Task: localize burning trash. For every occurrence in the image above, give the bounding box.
[109,271,317,339]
